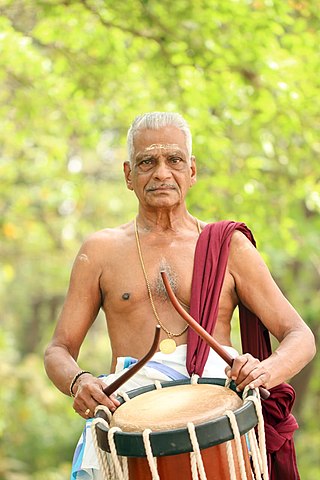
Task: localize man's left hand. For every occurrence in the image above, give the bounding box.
[225,353,271,391]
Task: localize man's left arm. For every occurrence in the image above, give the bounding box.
[226,231,316,391]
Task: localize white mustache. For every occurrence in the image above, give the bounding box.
[146,184,177,191]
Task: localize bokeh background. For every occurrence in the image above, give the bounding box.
[0,1,319,478]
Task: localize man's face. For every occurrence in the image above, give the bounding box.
[124,126,196,209]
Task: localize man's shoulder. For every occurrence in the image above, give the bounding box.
[79,221,133,252]
[229,229,254,248]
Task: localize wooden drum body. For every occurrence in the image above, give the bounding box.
[94,378,259,480]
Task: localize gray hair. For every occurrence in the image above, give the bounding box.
[127,112,192,163]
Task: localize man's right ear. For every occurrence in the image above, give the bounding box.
[123,161,134,190]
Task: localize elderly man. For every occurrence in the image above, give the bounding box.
[44,112,315,479]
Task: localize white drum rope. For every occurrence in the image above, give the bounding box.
[224,382,246,479]
[225,410,248,480]
[118,390,131,402]
[154,380,162,390]
[251,427,263,472]
[187,422,207,480]
[142,428,160,480]
[224,377,232,389]
[91,405,129,480]
[190,451,199,480]
[108,426,128,480]
[190,374,202,479]
[191,374,200,385]
[94,404,113,422]
[244,394,269,479]
[248,428,262,480]
[120,454,129,479]
[225,440,237,480]
[91,407,116,480]
[91,417,112,479]
[106,451,116,480]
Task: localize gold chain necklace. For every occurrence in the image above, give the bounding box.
[134,217,201,354]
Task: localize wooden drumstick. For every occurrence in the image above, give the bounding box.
[103,325,161,397]
[160,271,270,400]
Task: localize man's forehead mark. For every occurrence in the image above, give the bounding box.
[144,143,181,151]
[134,144,184,162]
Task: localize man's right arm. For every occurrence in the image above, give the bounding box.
[44,234,119,417]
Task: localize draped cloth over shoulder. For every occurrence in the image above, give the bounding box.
[186,221,300,480]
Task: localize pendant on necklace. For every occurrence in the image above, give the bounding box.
[159,338,176,354]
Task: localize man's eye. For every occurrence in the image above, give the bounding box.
[136,158,154,170]
[169,157,182,164]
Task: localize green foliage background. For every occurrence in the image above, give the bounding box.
[0,0,319,478]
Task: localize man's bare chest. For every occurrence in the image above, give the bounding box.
[100,240,196,311]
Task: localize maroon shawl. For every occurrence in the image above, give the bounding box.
[186,221,299,480]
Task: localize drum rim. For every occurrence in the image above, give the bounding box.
[95,378,258,458]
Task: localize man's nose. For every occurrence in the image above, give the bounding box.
[153,160,172,180]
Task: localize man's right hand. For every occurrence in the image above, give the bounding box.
[72,373,120,419]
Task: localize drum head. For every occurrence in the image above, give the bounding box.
[110,384,242,432]
[95,378,258,457]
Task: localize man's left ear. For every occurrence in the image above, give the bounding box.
[190,155,197,186]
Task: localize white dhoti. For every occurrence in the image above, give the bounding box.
[70,344,238,480]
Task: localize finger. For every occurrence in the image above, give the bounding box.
[75,391,119,416]
[72,390,100,417]
[76,377,120,407]
[236,368,269,392]
[78,407,92,419]
[110,394,121,407]
[92,388,120,412]
[229,354,251,380]
[79,407,94,419]
[232,355,260,384]
[72,403,92,419]
[225,366,232,378]
[73,390,97,414]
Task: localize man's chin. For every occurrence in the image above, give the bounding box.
[144,190,180,207]
[146,198,180,209]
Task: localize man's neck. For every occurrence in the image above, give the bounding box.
[136,209,196,234]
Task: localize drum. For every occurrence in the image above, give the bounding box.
[93,378,264,480]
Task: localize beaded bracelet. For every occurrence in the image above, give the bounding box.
[69,370,91,397]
